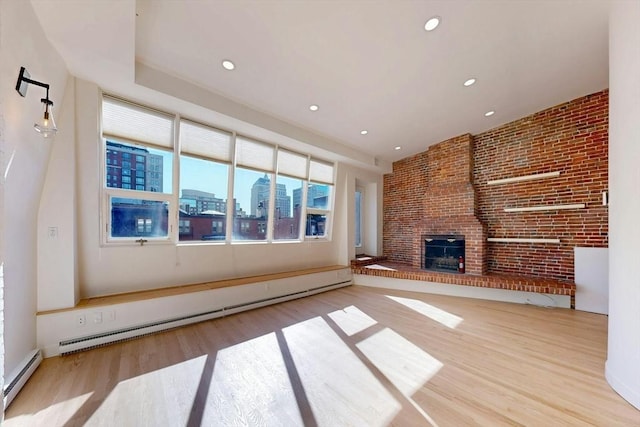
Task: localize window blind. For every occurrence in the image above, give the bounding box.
[235,136,275,171]
[102,96,173,148]
[277,149,308,179]
[180,120,232,162]
[309,158,335,184]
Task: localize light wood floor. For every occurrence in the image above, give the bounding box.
[5,285,640,426]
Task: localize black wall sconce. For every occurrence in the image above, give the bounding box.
[15,66,57,138]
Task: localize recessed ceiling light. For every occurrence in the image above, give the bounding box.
[222,60,235,70]
[360,130,368,135]
[395,146,402,150]
[463,78,476,87]
[424,16,441,31]
[309,104,319,111]
[485,110,495,117]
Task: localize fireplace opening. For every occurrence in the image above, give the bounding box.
[423,234,465,273]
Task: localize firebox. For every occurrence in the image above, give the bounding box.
[423,234,465,273]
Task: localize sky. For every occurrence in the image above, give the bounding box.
[144,146,304,215]
[179,155,302,214]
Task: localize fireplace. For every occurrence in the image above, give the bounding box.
[423,234,465,273]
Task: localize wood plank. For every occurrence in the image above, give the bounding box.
[8,285,640,426]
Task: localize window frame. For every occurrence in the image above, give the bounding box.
[304,158,336,241]
[99,93,337,247]
[100,94,176,246]
[355,186,364,249]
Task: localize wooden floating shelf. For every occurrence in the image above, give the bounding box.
[487,171,560,185]
[504,203,585,213]
[488,237,561,244]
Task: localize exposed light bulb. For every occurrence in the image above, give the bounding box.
[34,101,57,138]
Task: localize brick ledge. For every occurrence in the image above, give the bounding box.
[351,262,575,297]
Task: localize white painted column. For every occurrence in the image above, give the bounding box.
[37,76,78,311]
[606,0,640,410]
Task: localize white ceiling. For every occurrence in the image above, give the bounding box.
[31,0,610,166]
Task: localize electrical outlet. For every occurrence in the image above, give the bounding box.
[93,312,103,324]
[77,314,86,327]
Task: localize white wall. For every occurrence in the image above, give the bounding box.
[0,0,69,376]
[607,0,640,410]
[37,76,77,311]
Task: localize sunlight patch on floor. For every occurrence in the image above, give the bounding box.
[88,355,206,424]
[327,305,377,336]
[284,316,401,426]
[386,295,464,328]
[357,327,443,397]
[4,392,93,427]
[203,332,303,425]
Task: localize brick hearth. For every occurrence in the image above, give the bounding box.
[351,260,575,301]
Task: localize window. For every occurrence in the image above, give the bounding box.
[355,188,363,248]
[232,137,275,241]
[101,95,337,245]
[109,198,168,238]
[179,219,191,234]
[274,149,307,240]
[212,221,223,233]
[102,96,174,242]
[305,159,335,239]
[136,218,153,234]
[306,213,327,237]
[178,119,231,242]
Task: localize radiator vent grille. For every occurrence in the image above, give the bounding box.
[4,349,43,408]
[59,280,351,355]
[59,308,225,347]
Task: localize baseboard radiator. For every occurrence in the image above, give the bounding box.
[3,349,43,408]
[59,280,351,355]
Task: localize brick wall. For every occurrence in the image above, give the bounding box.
[384,134,486,275]
[383,89,608,282]
[475,90,608,281]
[383,151,430,265]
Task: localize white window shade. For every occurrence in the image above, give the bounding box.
[180,120,232,162]
[309,158,335,184]
[102,96,174,148]
[277,149,308,178]
[236,137,275,171]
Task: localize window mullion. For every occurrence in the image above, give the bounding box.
[226,132,237,242]
[171,114,181,243]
